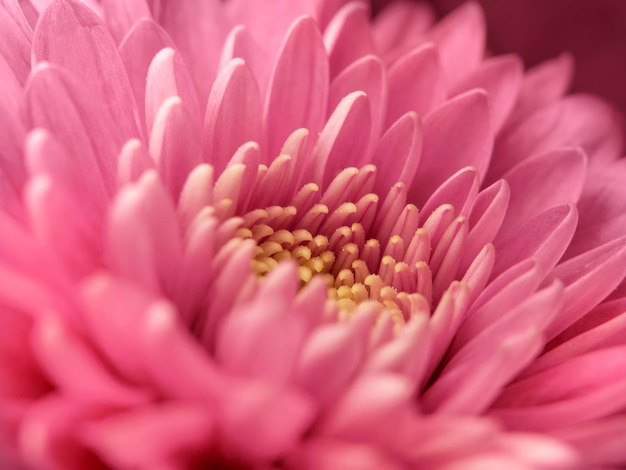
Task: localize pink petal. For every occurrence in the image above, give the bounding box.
[544,237,626,339]
[506,53,574,126]
[154,0,230,106]
[106,171,183,294]
[492,204,578,279]
[0,0,32,85]
[450,54,524,132]
[329,54,387,142]
[119,18,176,136]
[567,158,626,257]
[454,260,543,352]
[427,1,485,89]
[461,180,510,272]
[24,176,101,278]
[24,64,122,205]
[145,47,201,134]
[385,43,444,127]
[310,91,372,188]
[323,2,375,77]
[202,58,263,172]
[288,439,405,470]
[497,147,587,241]
[372,0,435,55]
[491,94,624,180]
[177,164,214,231]
[33,0,143,141]
[295,305,376,405]
[371,112,422,195]
[84,402,214,469]
[218,378,314,461]
[31,315,151,406]
[421,167,479,220]
[100,0,151,44]
[410,90,493,206]
[116,138,155,186]
[265,15,329,160]
[149,96,202,199]
[216,263,307,384]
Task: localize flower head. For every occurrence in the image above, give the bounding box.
[1,0,626,469]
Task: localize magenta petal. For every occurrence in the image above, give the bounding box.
[33,0,143,141]
[492,204,578,279]
[329,55,387,142]
[149,96,202,199]
[324,3,375,78]
[202,58,263,172]
[427,2,485,88]
[497,147,587,241]
[385,43,444,127]
[371,112,421,195]
[145,47,201,134]
[410,90,493,205]
[24,64,122,204]
[265,16,329,160]
[311,91,372,188]
[85,402,214,469]
[544,237,626,339]
[450,55,524,132]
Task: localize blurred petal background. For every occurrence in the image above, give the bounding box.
[374,0,626,117]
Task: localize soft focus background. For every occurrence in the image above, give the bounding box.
[374,0,626,118]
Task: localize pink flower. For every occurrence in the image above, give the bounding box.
[0,0,625,468]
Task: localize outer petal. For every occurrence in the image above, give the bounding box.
[410,90,493,205]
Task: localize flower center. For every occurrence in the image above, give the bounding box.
[235,180,434,326]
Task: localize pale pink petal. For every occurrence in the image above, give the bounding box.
[372,0,435,55]
[323,3,375,77]
[202,58,263,171]
[145,47,201,134]
[33,0,143,141]
[385,43,444,127]
[410,90,493,205]
[116,138,155,186]
[450,55,524,132]
[119,18,176,135]
[149,96,202,198]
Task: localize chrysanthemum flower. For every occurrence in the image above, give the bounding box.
[1,0,626,468]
